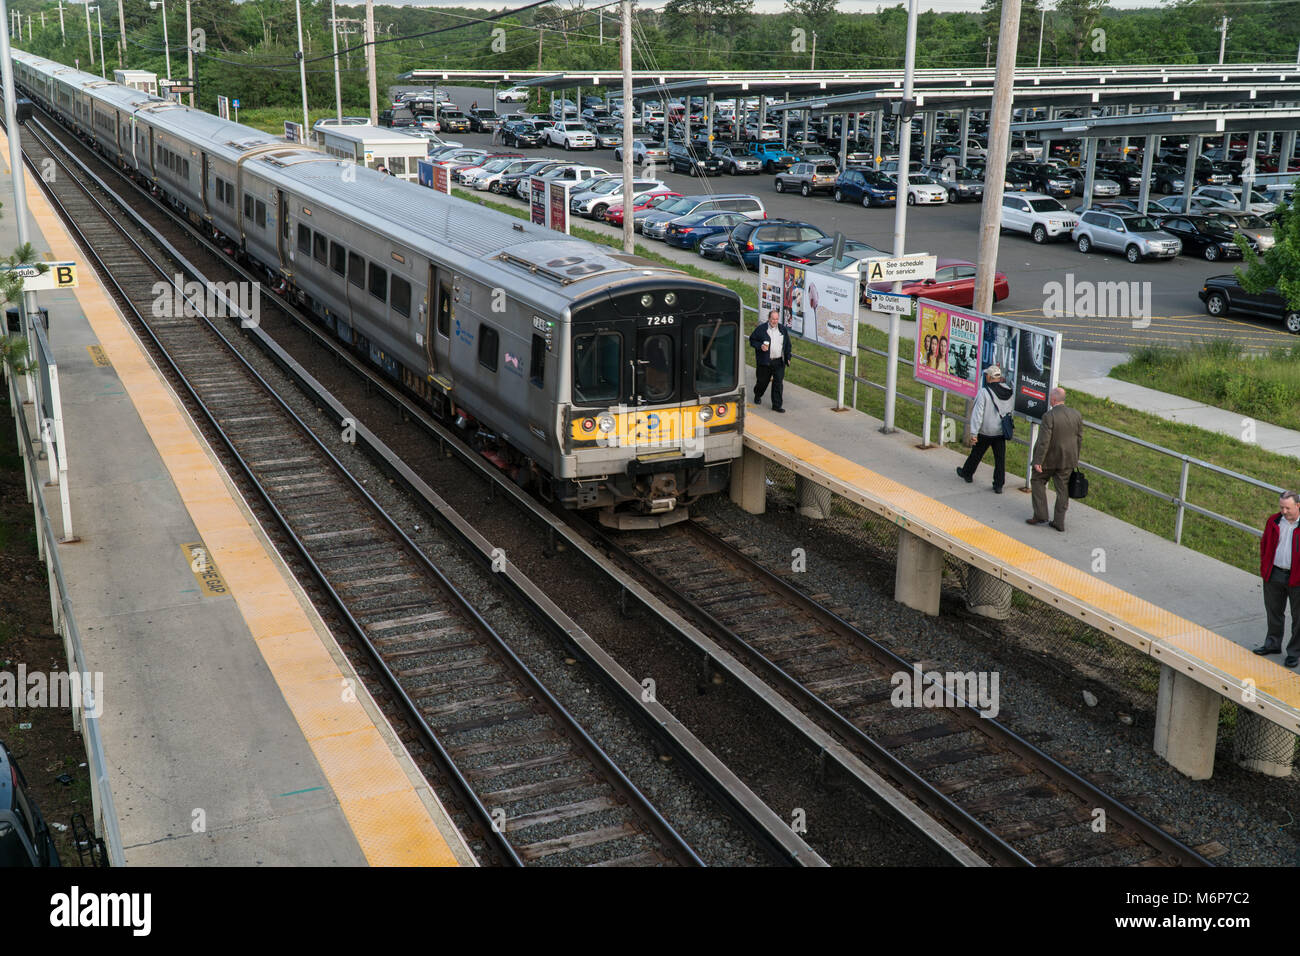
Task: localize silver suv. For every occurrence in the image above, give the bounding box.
[1002,192,1078,243]
[1072,210,1181,263]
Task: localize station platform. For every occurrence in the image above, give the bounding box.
[0,134,472,864]
[735,369,1300,781]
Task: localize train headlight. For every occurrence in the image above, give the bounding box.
[697,405,713,423]
[580,417,596,433]
[597,413,616,433]
[663,292,677,306]
[640,294,654,307]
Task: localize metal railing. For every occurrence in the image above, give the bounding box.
[5,365,124,866]
[742,300,1282,546]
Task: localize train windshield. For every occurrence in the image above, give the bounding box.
[639,333,675,402]
[573,331,622,403]
[695,319,737,394]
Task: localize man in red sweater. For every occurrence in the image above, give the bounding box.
[1256,491,1300,668]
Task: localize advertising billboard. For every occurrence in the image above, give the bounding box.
[547,181,570,234]
[758,256,857,356]
[914,300,1061,423]
[530,177,547,225]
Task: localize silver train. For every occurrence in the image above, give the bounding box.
[13,50,745,529]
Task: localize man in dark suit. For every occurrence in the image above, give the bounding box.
[1026,387,1083,532]
[1255,491,1300,668]
[750,308,793,413]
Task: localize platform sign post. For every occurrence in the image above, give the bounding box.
[284,120,304,144]
[232,98,240,124]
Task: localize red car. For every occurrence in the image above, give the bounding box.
[603,190,680,227]
[867,257,1009,309]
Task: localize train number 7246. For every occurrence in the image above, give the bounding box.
[641,315,675,326]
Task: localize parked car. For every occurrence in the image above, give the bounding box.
[547,121,597,150]
[663,211,751,249]
[499,160,564,197]
[572,178,668,220]
[775,161,839,197]
[1149,163,1187,195]
[1154,214,1248,261]
[919,163,984,203]
[378,108,416,129]
[896,174,948,206]
[0,740,61,866]
[712,145,763,174]
[498,86,532,103]
[744,141,800,172]
[461,156,526,190]
[550,98,579,118]
[1191,185,1277,215]
[1001,192,1079,243]
[1072,211,1182,262]
[770,236,888,268]
[604,190,680,227]
[589,123,623,149]
[697,230,736,260]
[744,122,783,141]
[1199,275,1300,333]
[642,194,767,239]
[722,219,828,268]
[501,120,544,148]
[1096,160,1149,194]
[1151,194,1230,216]
[439,108,471,134]
[1011,162,1075,198]
[833,168,897,207]
[615,138,668,166]
[667,141,723,176]
[866,258,1009,308]
[468,108,502,133]
[1210,210,1275,250]
[471,158,542,193]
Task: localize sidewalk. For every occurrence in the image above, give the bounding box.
[564,208,1300,462]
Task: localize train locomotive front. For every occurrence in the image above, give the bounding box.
[558,275,743,529]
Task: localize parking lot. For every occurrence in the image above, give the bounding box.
[401,84,1295,355]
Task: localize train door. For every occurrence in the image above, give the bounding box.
[276,189,288,271]
[200,152,210,220]
[147,125,155,178]
[632,324,683,453]
[426,264,454,395]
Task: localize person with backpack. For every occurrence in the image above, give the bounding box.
[956,364,1014,494]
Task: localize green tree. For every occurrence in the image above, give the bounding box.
[1237,196,1300,309]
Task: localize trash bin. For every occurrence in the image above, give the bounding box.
[6,307,49,334]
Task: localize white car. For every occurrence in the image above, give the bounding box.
[535,165,610,193]
[547,121,596,150]
[463,157,532,191]
[896,174,948,206]
[1000,192,1079,243]
[1191,185,1277,215]
[745,122,782,142]
[571,178,668,219]
[498,86,532,103]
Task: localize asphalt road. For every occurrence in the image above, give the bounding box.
[399,84,1292,355]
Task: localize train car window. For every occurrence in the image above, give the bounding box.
[529,334,546,388]
[255,200,267,228]
[640,334,675,402]
[348,252,365,288]
[389,156,407,175]
[437,282,451,338]
[183,159,190,178]
[330,241,346,276]
[368,263,387,302]
[572,332,621,404]
[244,195,253,219]
[478,325,499,372]
[313,232,328,265]
[694,320,738,394]
[391,277,411,317]
[297,224,312,256]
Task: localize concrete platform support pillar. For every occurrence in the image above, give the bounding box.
[1232,711,1297,777]
[729,445,766,515]
[795,475,832,520]
[894,530,943,617]
[965,566,1012,620]
[1153,664,1220,780]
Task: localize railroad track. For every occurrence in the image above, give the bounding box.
[580,517,1211,867]
[17,118,706,867]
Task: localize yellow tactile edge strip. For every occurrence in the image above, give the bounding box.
[5,128,461,866]
[746,416,1300,732]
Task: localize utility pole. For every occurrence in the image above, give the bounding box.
[810,31,816,70]
[620,0,632,254]
[365,0,377,125]
[95,5,104,77]
[56,0,63,42]
[1218,16,1229,64]
[295,0,309,136]
[150,0,171,82]
[1036,4,1045,68]
[84,0,94,65]
[985,35,992,68]
[598,7,602,44]
[185,0,194,107]
[973,0,1022,314]
[537,25,542,68]
[881,0,918,434]
[116,0,124,65]
[330,0,342,123]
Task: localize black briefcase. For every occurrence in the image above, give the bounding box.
[1068,468,1089,500]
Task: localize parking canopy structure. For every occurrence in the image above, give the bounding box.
[1010,108,1300,213]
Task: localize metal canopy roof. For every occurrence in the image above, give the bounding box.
[1010,107,1300,139]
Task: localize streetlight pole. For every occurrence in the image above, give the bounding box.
[185,0,194,106]
[621,0,633,254]
[84,0,94,66]
[1218,16,1229,64]
[116,0,124,66]
[1036,4,1046,68]
[294,0,309,139]
[94,5,105,77]
[330,0,342,123]
[150,0,171,84]
[881,0,918,433]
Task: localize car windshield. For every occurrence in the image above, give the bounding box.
[658,198,695,213]
[1029,199,1066,212]
[1205,215,1239,230]
[1122,216,1159,232]
[1236,214,1269,228]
